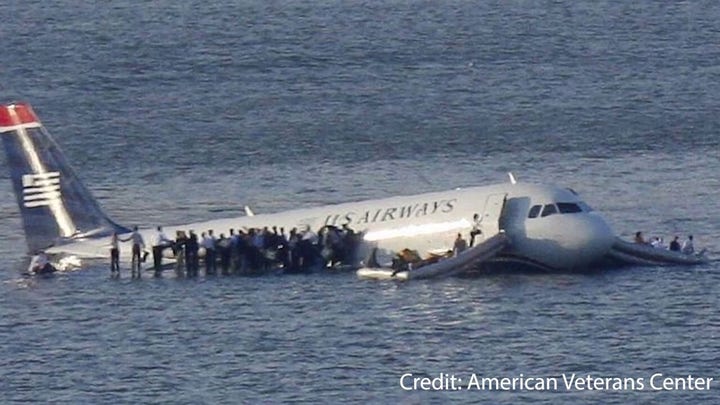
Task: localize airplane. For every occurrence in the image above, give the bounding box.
[0,101,624,273]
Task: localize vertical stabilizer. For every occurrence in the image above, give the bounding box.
[0,102,128,252]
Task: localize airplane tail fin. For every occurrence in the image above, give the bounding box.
[0,102,128,252]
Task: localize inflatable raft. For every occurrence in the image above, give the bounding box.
[357,232,509,281]
[608,238,709,266]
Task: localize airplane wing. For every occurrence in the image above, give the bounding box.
[45,242,108,259]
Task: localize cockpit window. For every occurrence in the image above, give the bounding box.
[541,204,558,217]
[578,201,593,212]
[529,202,589,219]
[528,205,542,218]
[557,202,582,214]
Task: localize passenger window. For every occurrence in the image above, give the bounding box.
[557,202,582,214]
[541,204,557,217]
[528,205,542,218]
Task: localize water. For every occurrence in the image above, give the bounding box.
[1,0,719,403]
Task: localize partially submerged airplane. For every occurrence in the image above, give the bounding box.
[0,102,708,275]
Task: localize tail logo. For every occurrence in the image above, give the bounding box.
[22,172,61,208]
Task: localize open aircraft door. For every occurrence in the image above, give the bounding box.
[478,193,507,237]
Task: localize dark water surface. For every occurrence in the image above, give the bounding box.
[1,1,719,403]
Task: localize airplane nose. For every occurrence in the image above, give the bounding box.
[577,213,615,266]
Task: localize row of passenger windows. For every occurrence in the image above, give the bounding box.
[527,202,586,218]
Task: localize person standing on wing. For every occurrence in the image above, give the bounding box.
[151,226,172,275]
[110,232,120,276]
[186,231,199,277]
[201,231,217,275]
[174,230,187,277]
[121,226,145,278]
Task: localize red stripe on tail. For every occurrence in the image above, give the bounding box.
[0,103,40,127]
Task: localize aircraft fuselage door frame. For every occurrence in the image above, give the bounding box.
[478,193,507,237]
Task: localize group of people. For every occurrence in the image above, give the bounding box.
[634,231,695,254]
[109,223,362,278]
[108,212,487,278]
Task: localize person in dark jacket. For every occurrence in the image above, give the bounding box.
[186,231,199,277]
[669,236,681,252]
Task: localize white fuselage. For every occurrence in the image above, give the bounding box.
[1,103,614,271]
[49,182,616,271]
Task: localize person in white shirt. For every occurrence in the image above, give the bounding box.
[651,237,666,249]
[469,213,483,247]
[301,225,318,244]
[121,226,145,277]
[29,251,55,274]
[201,230,217,275]
[151,226,172,274]
[682,235,695,255]
[110,232,120,274]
